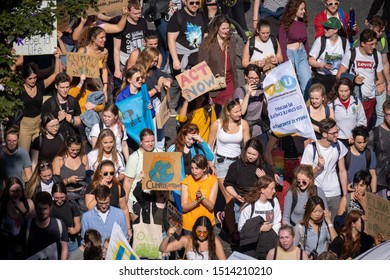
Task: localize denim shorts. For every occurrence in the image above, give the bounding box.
[215,156,236,179]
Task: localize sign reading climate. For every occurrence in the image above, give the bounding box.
[142,152,182,191]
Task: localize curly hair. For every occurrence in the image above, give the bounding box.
[77,26,106,49]
[190,216,217,260]
[328,77,354,102]
[201,14,231,52]
[280,0,308,31]
[174,123,200,153]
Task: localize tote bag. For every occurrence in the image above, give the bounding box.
[132,203,163,259]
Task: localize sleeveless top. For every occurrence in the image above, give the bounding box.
[186,250,209,260]
[274,246,302,260]
[250,38,276,62]
[60,157,86,191]
[308,105,330,140]
[215,121,243,158]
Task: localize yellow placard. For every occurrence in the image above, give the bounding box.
[66,53,100,78]
[142,152,182,191]
[175,61,217,102]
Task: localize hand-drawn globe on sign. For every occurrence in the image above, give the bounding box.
[149,160,174,183]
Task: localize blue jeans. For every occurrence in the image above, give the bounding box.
[287,48,312,99]
[154,17,169,70]
[375,90,387,127]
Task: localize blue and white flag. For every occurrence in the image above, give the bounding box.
[105,222,139,260]
[263,61,316,141]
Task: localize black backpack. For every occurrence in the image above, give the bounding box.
[289,186,318,226]
[312,35,348,73]
[347,47,379,80]
[344,147,372,171]
[249,35,278,58]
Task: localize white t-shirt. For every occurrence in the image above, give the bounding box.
[250,37,276,62]
[341,47,383,99]
[87,149,126,174]
[238,197,281,233]
[301,141,348,197]
[309,36,345,75]
[89,123,128,153]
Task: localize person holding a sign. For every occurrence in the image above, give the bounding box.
[207,98,250,244]
[19,48,62,153]
[329,209,383,259]
[181,154,218,233]
[198,14,238,116]
[77,26,109,102]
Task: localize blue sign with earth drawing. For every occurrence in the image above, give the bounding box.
[143,152,182,191]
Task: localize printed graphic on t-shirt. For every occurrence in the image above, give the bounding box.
[125,31,144,54]
[356,60,374,70]
[254,209,274,223]
[185,22,203,48]
[324,52,342,71]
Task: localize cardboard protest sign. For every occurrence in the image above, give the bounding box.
[263,61,317,141]
[167,201,182,235]
[66,53,100,78]
[156,91,170,129]
[13,2,57,56]
[86,0,127,15]
[366,192,390,239]
[176,61,218,102]
[142,152,182,191]
[106,222,139,260]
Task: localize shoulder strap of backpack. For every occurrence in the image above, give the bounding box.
[345,147,352,170]
[365,148,372,170]
[273,246,278,260]
[317,36,327,60]
[373,50,379,81]
[270,35,278,54]
[250,202,255,218]
[99,119,104,131]
[56,218,63,237]
[300,248,303,260]
[341,36,347,53]
[347,47,356,74]
[290,191,298,225]
[324,105,330,118]
[249,36,256,58]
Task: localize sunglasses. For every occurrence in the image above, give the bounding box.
[39,162,52,170]
[297,180,308,186]
[326,2,339,6]
[189,1,200,5]
[103,171,115,176]
[324,27,332,31]
[135,77,142,82]
[196,230,208,237]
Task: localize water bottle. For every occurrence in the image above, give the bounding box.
[349,8,355,32]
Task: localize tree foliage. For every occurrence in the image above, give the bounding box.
[0,0,97,121]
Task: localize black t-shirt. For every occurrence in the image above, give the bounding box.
[41,96,81,137]
[21,80,45,117]
[85,183,125,208]
[114,18,148,55]
[145,68,170,92]
[167,9,207,66]
[31,133,64,163]
[51,200,81,241]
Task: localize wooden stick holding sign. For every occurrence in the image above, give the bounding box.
[176,61,218,102]
[66,53,100,78]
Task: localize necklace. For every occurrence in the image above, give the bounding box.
[24,83,34,90]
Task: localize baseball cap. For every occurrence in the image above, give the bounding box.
[321,17,342,30]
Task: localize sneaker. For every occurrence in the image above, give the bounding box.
[216,211,225,225]
[230,231,240,246]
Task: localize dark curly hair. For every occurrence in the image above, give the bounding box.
[280,0,308,31]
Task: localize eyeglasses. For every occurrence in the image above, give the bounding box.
[326,2,339,6]
[297,180,307,186]
[189,1,200,5]
[103,171,115,176]
[195,230,208,237]
[327,130,339,136]
[39,162,52,170]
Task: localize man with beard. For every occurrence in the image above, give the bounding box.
[369,100,390,199]
[0,126,32,189]
[17,191,68,260]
